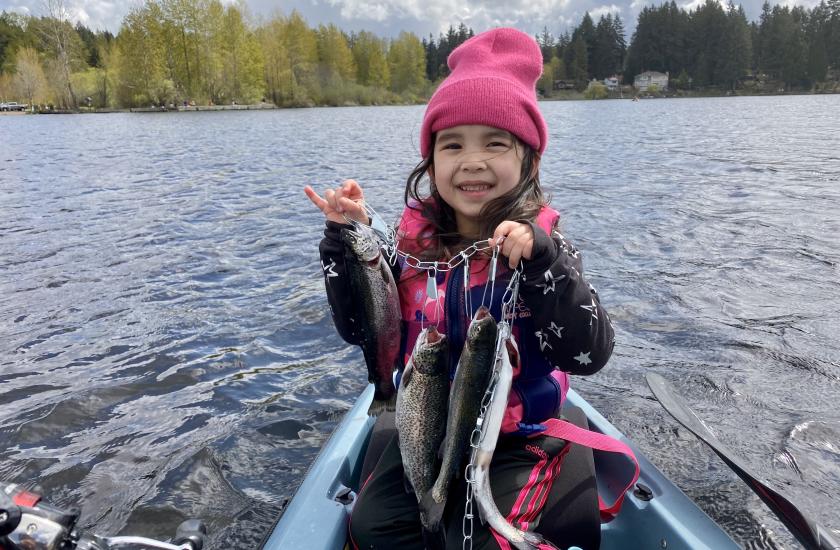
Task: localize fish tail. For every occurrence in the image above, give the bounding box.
[516,531,555,550]
[419,488,447,534]
[420,526,446,550]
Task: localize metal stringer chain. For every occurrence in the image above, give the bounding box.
[350,203,497,273]
[462,269,521,550]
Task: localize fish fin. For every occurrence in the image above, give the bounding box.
[402,474,414,494]
[420,489,447,534]
[401,363,414,388]
[367,392,397,417]
[421,526,446,550]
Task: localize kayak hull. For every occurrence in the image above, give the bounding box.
[261,384,738,550]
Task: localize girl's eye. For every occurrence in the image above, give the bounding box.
[488,141,510,148]
[441,143,461,150]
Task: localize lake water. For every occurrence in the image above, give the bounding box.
[1,95,839,548]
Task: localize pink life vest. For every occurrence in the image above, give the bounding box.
[395,203,570,434]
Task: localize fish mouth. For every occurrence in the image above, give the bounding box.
[474,306,491,321]
[426,326,442,344]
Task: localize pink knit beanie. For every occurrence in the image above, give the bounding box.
[420,27,548,158]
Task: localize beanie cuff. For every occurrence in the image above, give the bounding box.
[421,77,547,157]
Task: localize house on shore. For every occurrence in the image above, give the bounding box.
[603,76,620,90]
[634,71,669,92]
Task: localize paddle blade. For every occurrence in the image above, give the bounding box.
[645,372,839,550]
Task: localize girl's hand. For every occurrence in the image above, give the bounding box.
[489,221,534,269]
[304,180,369,225]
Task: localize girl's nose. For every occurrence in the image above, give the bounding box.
[460,154,488,171]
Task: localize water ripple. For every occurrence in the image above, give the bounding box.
[1,97,839,547]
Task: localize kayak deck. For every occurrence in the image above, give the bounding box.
[261,384,738,549]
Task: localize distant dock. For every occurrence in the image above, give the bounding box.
[130,103,278,113]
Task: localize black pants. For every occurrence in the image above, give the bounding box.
[349,408,600,550]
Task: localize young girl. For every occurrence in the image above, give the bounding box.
[305,27,614,550]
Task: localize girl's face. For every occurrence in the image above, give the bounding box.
[432,124,524,238]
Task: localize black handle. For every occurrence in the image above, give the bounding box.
[0,488,22,537]
[172,519,207,550]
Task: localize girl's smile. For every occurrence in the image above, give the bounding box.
[432,124,524,237]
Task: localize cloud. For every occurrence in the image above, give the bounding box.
[0,0,826,38]
[320,0,577,35]
[589,3,623,18]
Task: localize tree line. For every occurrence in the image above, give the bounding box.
[623,0,840,90]
[0,0,838,110]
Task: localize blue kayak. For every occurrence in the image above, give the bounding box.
[261,384,738,549]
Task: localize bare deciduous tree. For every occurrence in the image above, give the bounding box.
[41,0,78,108]
[13,47,48,108]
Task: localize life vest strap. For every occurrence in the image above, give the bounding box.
[539,418,640,522]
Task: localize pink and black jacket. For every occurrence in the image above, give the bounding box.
[318,203,614,436]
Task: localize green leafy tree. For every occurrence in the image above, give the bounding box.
[114,4,168,106]
[317,24,356,83]
[213,3,264,103]
[352,30,389,88]
[257,17,289,105]
[387,31,426,95]
[285,10,319,104]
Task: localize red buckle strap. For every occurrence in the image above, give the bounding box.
[13,489,41,508]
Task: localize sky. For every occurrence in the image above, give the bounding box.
[0,0,824,40]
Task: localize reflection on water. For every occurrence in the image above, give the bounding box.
[1,96,839,547]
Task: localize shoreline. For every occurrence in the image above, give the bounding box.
[8,88,838,115]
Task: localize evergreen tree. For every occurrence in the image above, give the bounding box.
[572,12,596,78]
[537,26,555,63]
[570,33,589,86]
[805,2,831,83]
[592,14,626,79]
[0,12,28,73]
[717,1,751,89]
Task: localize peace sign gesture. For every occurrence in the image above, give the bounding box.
[304,179,369,225]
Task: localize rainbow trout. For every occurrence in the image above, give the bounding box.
[396,327,450,528]
[342,226,401,415]
[422,306,497,532]
[471,332,557,550]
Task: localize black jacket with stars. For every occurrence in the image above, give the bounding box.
[319,214,614,433]
[318,218,614,378]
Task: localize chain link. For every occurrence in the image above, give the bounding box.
[461,274,519,549]
[352,203,498,273]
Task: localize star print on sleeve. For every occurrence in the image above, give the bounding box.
[574,351,592,365]
[535,330,553,351]
[552,232,580,258]
[322,259,338,280]
[536,269,566,295]
[547,322,564,339]
[580,298,599,326]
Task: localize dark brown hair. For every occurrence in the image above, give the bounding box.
[402,134,548,262]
